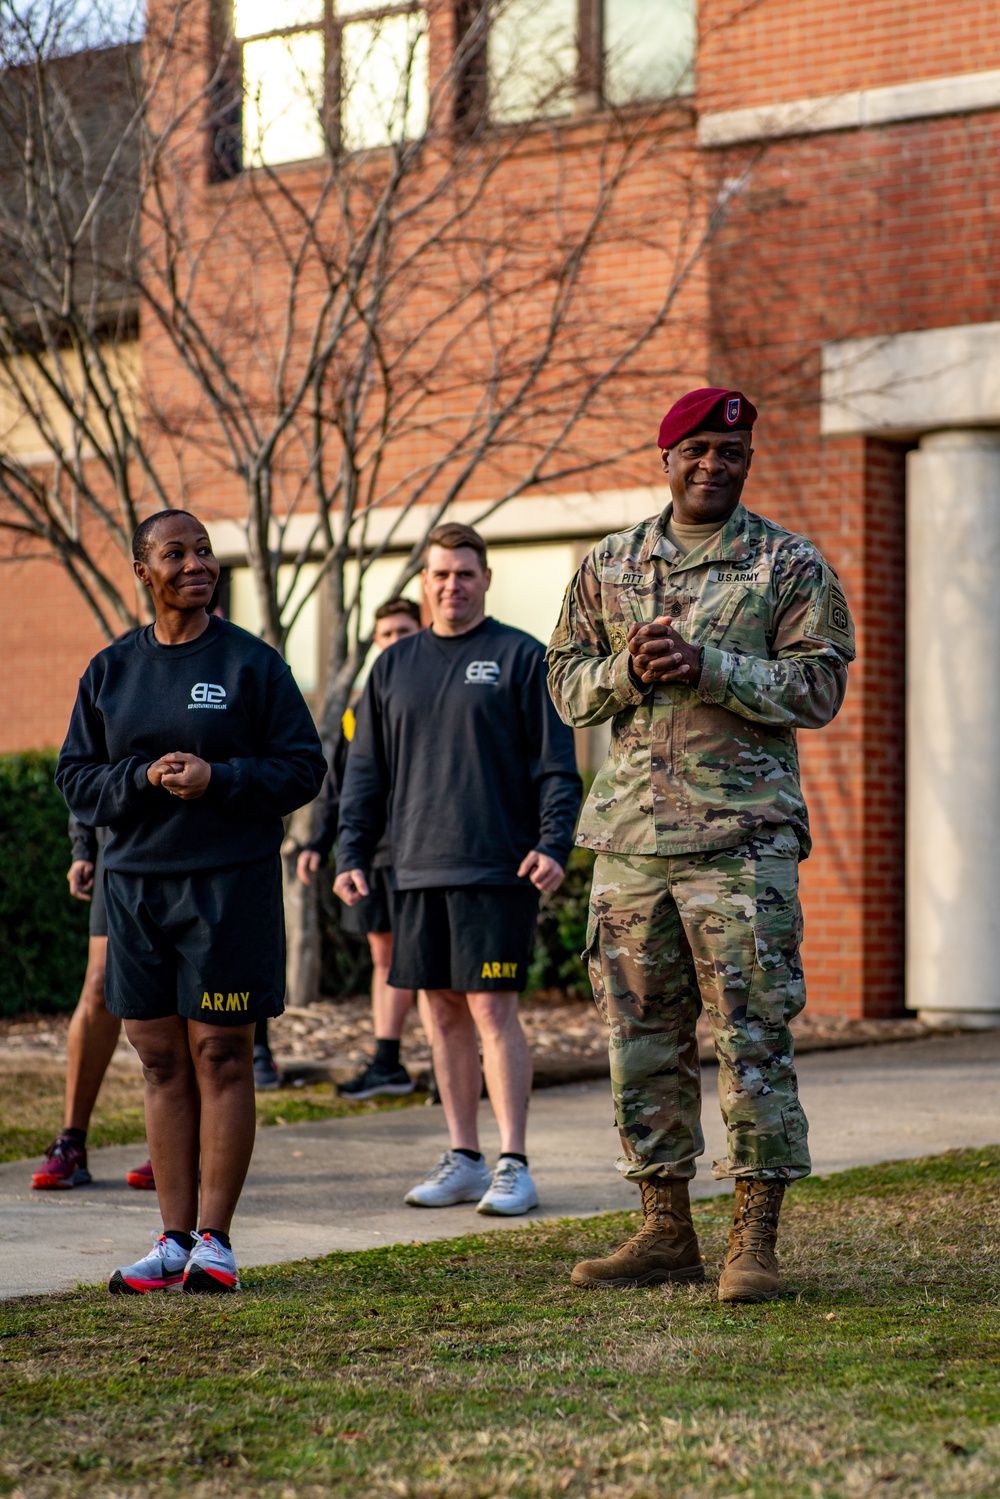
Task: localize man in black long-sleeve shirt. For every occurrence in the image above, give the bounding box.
[336,523,582,1216]
[298,598,426,1099]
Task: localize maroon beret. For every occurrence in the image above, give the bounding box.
[657,387,757,450]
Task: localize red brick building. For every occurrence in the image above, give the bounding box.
[3,0,999,1024]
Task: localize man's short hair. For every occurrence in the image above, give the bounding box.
[131,509,202,564]
[424,522,487,569]
[374,596,422,625]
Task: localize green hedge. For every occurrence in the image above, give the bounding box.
[0,751,90,1015]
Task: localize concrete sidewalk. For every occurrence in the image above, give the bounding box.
[3,1030,999,1299]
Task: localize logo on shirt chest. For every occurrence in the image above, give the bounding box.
[465,660,500,685]
[189,682,228,710]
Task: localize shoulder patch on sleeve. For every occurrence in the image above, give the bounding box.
[808,568,855,653]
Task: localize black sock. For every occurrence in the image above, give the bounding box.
[374,1038,401,1069]
[164,1230,194,1252]
[454,1148,483,1162]
[198,1228,232,1250]
[62,1127,86,1144]
[499,1152,528,1167]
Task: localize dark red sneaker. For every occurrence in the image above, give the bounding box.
[126,1159,156,1191]
[31,1135,92,1190]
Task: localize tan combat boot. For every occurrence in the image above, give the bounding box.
[570,1177,705,1288]
[717,1179,785,1303]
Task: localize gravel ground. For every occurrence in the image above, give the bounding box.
[0,995,932,1075]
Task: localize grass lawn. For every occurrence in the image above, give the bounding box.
[2,1148,999,1497]
[0,1069,426,1165]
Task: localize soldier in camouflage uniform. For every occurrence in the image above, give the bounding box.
[546,387,855,1301]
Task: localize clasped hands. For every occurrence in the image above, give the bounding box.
[627,617,703,686]
[147,751,212,800]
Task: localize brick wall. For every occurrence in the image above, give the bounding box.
[0,553,108,752]
[699,0,1000,112]
[702,101,1000,1014]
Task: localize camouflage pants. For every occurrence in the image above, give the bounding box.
[586,826,809,1183]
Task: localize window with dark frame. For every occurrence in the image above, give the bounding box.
[226,0,429,169]
[487,0,696,125]
[207,0,696,177]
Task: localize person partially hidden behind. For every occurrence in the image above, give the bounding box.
[30,818,154,1193]
[547,388,855,1301]
[297,597,434,1100]
[335,524,582,1216]
[56,509,325,1294]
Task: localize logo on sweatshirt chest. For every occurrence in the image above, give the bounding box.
[189,683,227,710]
[465,660,500,685]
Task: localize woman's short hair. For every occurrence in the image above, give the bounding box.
[131,509,202,564]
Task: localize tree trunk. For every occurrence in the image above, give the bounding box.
[282,803,321,1008]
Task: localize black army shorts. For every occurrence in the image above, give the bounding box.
[340,863,394,938]
[388,884,540,993]
[104,857,285,1025]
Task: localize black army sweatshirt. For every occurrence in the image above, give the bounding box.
[335,617,582,889]
[56,617,326,877]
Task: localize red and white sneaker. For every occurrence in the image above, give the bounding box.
[31,1134,92,1190]
[108,1233,190,1295]
[126,1159,156,1190]
[183,1232,240,1294]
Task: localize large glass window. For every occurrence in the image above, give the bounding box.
[232,0,429,168]
[603,0,696,104]
[487,0,695,123]
[488,0,577,125]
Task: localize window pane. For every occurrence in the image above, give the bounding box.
[604,0,696,104]
[335,0,395,14]
[234,0,323,40]
[243,31,326,166]
[489,0,576,124]
[340,12,429,152]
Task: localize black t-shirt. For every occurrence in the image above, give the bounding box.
[56,617,326,876]
[335,617,582,889]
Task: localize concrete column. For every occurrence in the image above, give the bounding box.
[907,430,1000,1027]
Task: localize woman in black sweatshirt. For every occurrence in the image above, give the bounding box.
[56,510,325,1295]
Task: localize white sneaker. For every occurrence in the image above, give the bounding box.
[476,1158,539,1216]
[405,1150,493,1207]
[108,1232,189,1295]
[182,1232,240,1294]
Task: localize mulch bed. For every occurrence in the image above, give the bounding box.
[0,995,934,1088]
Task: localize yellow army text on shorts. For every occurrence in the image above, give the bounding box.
[546,501,855,1182]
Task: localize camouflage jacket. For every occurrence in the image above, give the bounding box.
[546,501,855,859]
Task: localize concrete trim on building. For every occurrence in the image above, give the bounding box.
[698,67,1000,147]
[206,485,671,564]
[821,321,1000,438]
